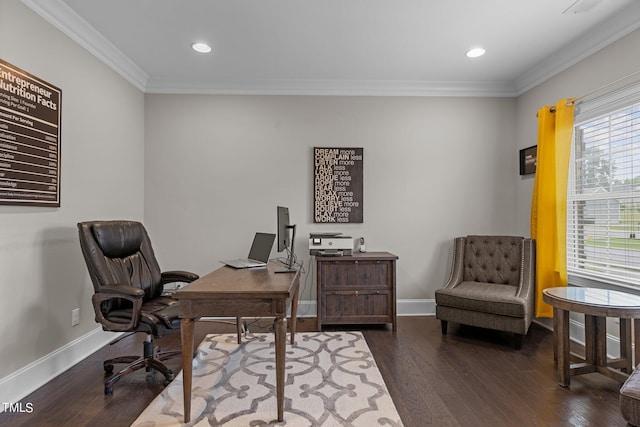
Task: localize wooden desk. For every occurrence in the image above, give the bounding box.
[175,262,300,423]
[542,287,640,387]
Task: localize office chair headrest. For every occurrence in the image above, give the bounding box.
[92,221,144,259]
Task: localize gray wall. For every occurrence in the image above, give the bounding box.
[144,95,518,304]
[0,0,145,392]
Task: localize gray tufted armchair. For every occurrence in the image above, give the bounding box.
[435,235,536,349]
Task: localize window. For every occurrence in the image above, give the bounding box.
[567,82,640,289]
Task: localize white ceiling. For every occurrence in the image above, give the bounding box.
[22,0,640,96]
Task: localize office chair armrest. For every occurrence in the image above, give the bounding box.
[91,287,144,332]
[161,270,199,284]
[100,285,145,298]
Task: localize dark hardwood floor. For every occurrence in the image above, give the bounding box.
[0,316,628,426]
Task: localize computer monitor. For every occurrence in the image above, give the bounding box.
[276,206,297,273]
[277,206,290,252]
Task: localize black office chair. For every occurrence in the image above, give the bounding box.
[77,220,199,394]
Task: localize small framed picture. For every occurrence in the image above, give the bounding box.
[520,145,537,175]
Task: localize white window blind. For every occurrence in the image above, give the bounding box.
[567,82,640,289]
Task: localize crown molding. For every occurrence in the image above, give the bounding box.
[21,0,148,91]
[514,1,640,95]
[144,78,518,97]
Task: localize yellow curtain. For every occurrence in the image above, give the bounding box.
[531,98,575,318]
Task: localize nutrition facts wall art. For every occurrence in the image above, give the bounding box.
[0,58,61,207]
[314,147,363,223]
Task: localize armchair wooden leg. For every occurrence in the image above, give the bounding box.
[513,333,525,350]
[440,320,448,335]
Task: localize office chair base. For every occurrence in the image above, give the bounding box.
[103,348,182,395]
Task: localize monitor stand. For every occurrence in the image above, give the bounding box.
[276,224,297,273]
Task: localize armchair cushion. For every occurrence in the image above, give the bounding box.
[435,281,527,318]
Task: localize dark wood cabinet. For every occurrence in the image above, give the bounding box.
[316,251,398,331]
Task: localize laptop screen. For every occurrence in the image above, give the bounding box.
[248,232,276,262]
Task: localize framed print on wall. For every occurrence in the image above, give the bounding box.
[313,147,363,223]
[0,58,62,206]
[520,145,537,175]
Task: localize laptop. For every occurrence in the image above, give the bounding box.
[221,232,276,269]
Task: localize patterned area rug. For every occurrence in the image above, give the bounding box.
[132,331,403,426]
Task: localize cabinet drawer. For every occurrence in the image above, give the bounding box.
[318,260,392,289]
[321,290,391,321]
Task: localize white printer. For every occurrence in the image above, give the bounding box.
[309,232,354,256]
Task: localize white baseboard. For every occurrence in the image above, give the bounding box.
[0,327,120,412]
[292,298,435,318]
[398,298,435,316]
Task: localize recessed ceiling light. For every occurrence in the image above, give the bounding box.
[466,47,486,58]
[192,42,212,54]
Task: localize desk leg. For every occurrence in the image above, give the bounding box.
[555,308,570,387]
[274,316,286,422]
[181,318,195,423]
[290,286,299,345]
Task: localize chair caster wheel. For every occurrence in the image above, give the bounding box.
[104,385,114,395]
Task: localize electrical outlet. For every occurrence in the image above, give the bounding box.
[72,308,80,327]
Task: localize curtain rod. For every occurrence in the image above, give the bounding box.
[546,69,640,114]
